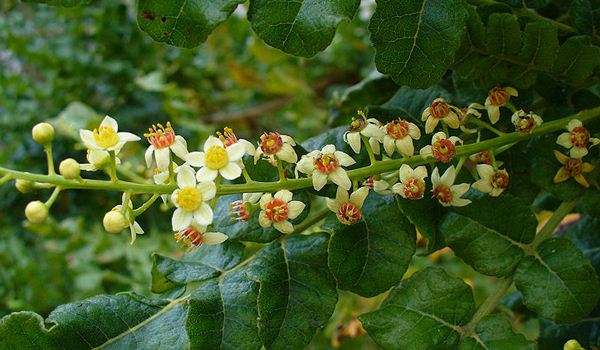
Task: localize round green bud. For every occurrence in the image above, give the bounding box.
[32,122,55,145]
[25,201,48,224]
[15,179,34,193]
[564,340,585,350]
[59,158,81,179]
[103,211,128,234]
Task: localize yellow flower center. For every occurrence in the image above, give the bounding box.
[93,126,119,148]
[205,145,229,169]
[176,187,202,211]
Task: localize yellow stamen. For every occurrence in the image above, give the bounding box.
[176,188,202,211]
[205,145,229,169]
[93,126,119,148]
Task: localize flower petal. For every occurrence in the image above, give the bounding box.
[197,181,216,200]
[570,147,588,159]
[177,165,197,188]
[329,168,351,190]
[441,166,457,185]
[444,112,460,129]
[274,220,294,234]
[346,132,362,154]
[414,166,428,180]
[226,142,246,161]
[476,164,495,180]
[100,115,118,131]
[396,137,414,156]
[194,203,214,226]
[383,136,396,156]
[258,211,271,227]
[553,167,571,183]
[277,143,298,163]
[203,136,223,151]
[312,171,328,191]
[170,136,189,159]
[79,129,98,149]
[274,189,293,203]
[259,193,273,209]
[172,209,192,231]
[287,201,306,220]
[118,132,141,142]
[408,123,421,139]
[425,116,439,134]
[185,151,205,167]
[566,119,582,131]
[322,144,337,154]
[155,147,171,172]
[203,231,229,245]
[196,167,218,182]
[144,146,155,168]
[349,187,369,208]
[472,179,492,194]
[335,151,356,167]
[219,162,242,180]
[488,105,500,124]
[399,164,413,182]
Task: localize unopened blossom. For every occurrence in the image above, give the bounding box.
[472,164,509,197]
[144,122,188,171]
[80,115,140,152]
[421,98,462,134]
[419,132,462,163]
[392,164,428,200]
[553,150,594,188]
[254,132,298,164]
[218,127,255,155]
[258,190,305,234]
[431,166,471,207]
[112,193,144,244]
[343,110,384,154]
[485,87,518,124]
[171,165,216,231]
[174,224,228,252]
[512,110,542,133]
[296,144,356,191]
[229,192,262,222]
[326,186,369,225]
[382,118,421,156]
[363,176,392,195]
[556,119,600,158]
[80,149,121,171]
[186,136,246,181]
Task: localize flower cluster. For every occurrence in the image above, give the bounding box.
[553,119,598,187]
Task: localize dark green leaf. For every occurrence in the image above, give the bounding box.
[369,0,468,87]
[513,21,558,86]
[552,36,600,84]
[360,267,475,350]
[23,0,88,6]
[570,0,600,35]
[0,312,58,350]
[396,189,446,253]
[459,314,536,350]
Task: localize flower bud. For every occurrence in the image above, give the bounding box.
[563,339,584,350]
[25,201,48,224]
[103,210,128,234]
[59,158,81,179]
[32,122,55,145]
[15,179,34,193]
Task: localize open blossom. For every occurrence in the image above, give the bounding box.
[174,225,228,252]
[382,118,421,156]
[343,111,384,154]
[296,144,356,191]
[421,98,462,134]
[186,136,246,181]
[144,122,188,171]
[553,150,594,188]
[80,149,121,171]
[229,192,262,222]
[419,132,462,163]
[80,115,140,151]
[431,166,471,207]
[258,190,305,234]
[170,165,216,231]
[472,164,509,197]
[392,164,428,200]
[112,193,144,244]
[485,87,518,124]
[326,187,369,225]
[512,110,542,133]
[254,132,298,164]
[218,127,255,155]
[556,119,600,158]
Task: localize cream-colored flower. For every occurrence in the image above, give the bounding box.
[382,118,421,156]
[326,187,369,225]
[556,119,600,158]
[254,132,298,164]
[392,164,428,200]
[484,87,518,124]
[362,176,392,195]
[421,98,462,134]
[511,110,543,133]
[144,122,188,171]
[343,111,384,154]
[170,165,216,231]
[174,224,228,252]
[472,164,509,197]
[419,132,462,163]
[79,115,140,151]
[296,144,356,191]
[258,190,306,234]
[553,150,594,188]
[79,149,121,171]
[431,166,471,207]
[185,136,246,181]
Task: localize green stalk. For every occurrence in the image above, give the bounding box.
[0,175,11,186]
[133,194,160,217]
[108,150,118,183]
[461,277,514,338]
[277,159,287,182]
[45,186,62,207]
[44,144,56,175]
[531,200,578,249]
[362,135,377,165]
[468,117,505,136]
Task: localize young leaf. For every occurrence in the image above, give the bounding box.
[327,194,416,297]
[360,267,475,350]
[459,314,536,350]
[368,0,468,88]
[247,0,360,57]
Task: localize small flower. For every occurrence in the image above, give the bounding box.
[229,192,262,222]
[326,186,369,225]
[296,144,356,191]
[186,136,246,181]
[171,165,216,231]
[79,115,140,151]
[553,150,594,188]
[144,122,188,171]
[511,110,542,134]
[258,190,306,234]
[485,87,518,124]
[469,151,492,165]
[556,119,600,158]
[459,103,484,134]
[217,127,255,155]
[472,164,509,197]
[392,164,428,200]
[363,176,392,195]
[431,166,471,207]
[174,225,228,252]
[112,193,144,244]
[343,111,384,154]
[382,118,421,156]
[421,98,462,134]
[419,132,462,163]
[254,132,298,164]
[80,149,121,171]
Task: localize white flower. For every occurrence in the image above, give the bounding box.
[112,193,144,244]
[472,164,509,197]
[254,132,298,164]
[80,149,121,171]
[556,119,600,158]
[343,111,384,154]
[511,110,543,133]
[382,118,421,156]
[485,87,518,124]
[144,122,188,171]
[392,164,428,200]
[326,186,369,225]
[79,115,140,151]
[185,136,246,181]
[170,165,216,231]
[174,224,228,252]
[258,190,306,234]
[421,98,462,134]
[431,166,471,207]
[419,132,462,163]
[296,144,356,191]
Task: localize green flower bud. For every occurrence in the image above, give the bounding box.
[103,210,128,234]
[15,179,34,193]
[32,122,55,145]
[564,340,585,350]
[25,201,48,224]
[59,158,81,179]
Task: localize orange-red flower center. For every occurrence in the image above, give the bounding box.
[431,100,449,118]
[229,199,252,222]
[471,151,492,164]
[491,171,510,189]
[432,139,456,163]
[337,202,361,225]
[404,178,425,200]
[174,226,204,252]
[217,127,238,148]
[565,158,583,176]
[514,114,536,133]
[386,119,409,139]
[260,132,284,155]
[571,127,590,148]
[265,198,289,223]
[145,122,176,149]
[314,153,339,174]
[432,185,453,205]
[488,87,510,106]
